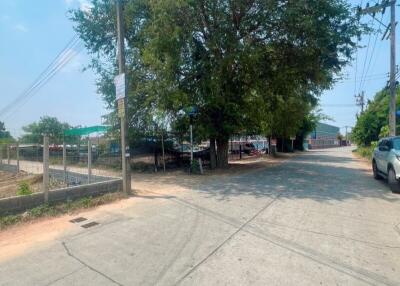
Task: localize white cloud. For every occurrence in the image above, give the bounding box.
[14,24,28,33]
[79,0,93,13]
[64,0,93,13]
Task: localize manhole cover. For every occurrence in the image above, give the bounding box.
[81,222,99,229]
[70,217,87,223]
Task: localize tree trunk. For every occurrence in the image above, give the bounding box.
[216,137,229,168]
[210,138,217,170]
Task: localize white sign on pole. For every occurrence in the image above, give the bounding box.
[114,73,126,100]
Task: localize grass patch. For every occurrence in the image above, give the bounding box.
[354,142,377,162]
[0,192,127,231]
[354,146,374,161]
[16,181,33,196]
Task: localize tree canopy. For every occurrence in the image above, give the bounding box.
[20,116,71,144]
[0,121,14,143]
[71,0,363,168]
[352,87,400,146]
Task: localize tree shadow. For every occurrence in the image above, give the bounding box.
[136,150,400,204]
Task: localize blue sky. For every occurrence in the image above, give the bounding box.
[0,0,398,137]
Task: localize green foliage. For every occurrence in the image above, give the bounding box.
[355,141,377,160]
[0,121,14,143]
[71,0,364,167]
[16,181,33,196]
[20,116,71,144]
[352,88,400,146]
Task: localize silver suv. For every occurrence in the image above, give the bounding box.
[372,137,400,192]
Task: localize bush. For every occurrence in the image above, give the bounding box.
[355,141,377,161]
[16,181,33,196]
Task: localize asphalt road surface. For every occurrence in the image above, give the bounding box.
[1,147,400,286]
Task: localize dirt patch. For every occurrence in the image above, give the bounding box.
[0,171,43,199]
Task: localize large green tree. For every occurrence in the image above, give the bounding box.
[20,116,71,144]
[71,0,362,168]
[352,87,400,146]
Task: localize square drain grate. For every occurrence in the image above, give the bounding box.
[81,222,99,229]
[70,217,87,223]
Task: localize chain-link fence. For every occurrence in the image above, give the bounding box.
[0,135,122,201]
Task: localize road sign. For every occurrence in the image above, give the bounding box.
[271,138,277,146]
[290,136,296,141]
[117,98,125,118]
[114,73,126,100]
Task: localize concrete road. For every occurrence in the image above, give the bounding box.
[1,147,400,286]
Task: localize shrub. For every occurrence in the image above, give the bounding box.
[16,181,33,196]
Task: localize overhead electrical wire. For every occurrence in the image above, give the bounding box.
[359,13,385,92]
[0,35,82,120]
[358,21,373,94]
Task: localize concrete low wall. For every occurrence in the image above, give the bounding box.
[49,168,119,186]
[0,178,122,215]
[0,164,18,173]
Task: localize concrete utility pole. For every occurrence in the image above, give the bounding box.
[43,136,49,203]
[389,0,397,136]
[16,141,19,173]
[355,91,365,113]
[359,0,397,135]
[116,0,131,193]
[344,126,352,143]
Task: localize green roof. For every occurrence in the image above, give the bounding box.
[64,126,110,137]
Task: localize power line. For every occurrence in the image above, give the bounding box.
[358,21,373,94]
[0,36,82,120]
[359,13,385,92]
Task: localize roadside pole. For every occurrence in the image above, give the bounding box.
[116,0,131,194]
[16,141,19,173]
[161,132,166,172]
[43,136,49,203]
[7,144,10,165]
[63,141,67,184]
[88,139,92,184]
[190,122,193,164]
[389,0,396,136]
[359,0,397,135]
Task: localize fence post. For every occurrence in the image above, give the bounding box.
[16,141,20,172]
[7,144,10,165]
[43,136,49,203]
[198,158,203,175]
[88,140,92,184]
[239,144,242,160]
[63,141,67,184]
[161,132,166,172]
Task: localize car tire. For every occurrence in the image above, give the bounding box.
[372,160,382,180]
[388,167,400,193]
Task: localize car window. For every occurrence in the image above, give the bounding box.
[392,138,400,150]
[378,140,385,148]
[379,140,388,150]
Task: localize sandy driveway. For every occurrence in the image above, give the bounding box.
[1,147,400,286]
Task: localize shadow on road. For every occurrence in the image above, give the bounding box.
[137,149,400,204]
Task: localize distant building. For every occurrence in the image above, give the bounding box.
[307,122,340,149]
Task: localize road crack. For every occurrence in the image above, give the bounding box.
[173,194,282,285]
[62,241,124,286]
